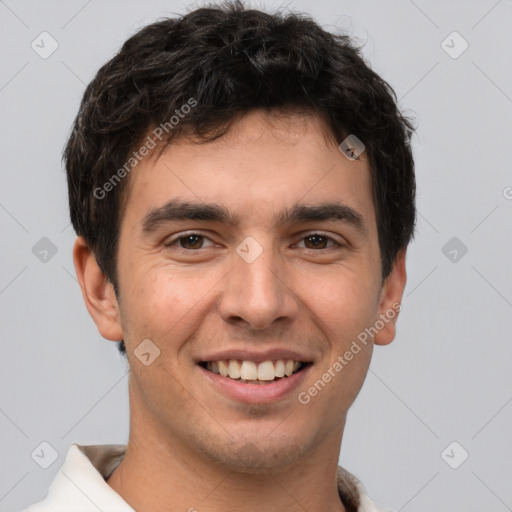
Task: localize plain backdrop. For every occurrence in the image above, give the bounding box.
[1,1,511,511]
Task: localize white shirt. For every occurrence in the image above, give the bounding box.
[21,443,393,512]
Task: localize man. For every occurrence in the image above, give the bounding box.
[23,1,415,511]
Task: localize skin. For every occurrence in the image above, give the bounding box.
[74,109,407,512]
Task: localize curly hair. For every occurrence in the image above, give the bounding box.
[63,0,416,356]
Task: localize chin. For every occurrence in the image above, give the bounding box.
[198,432,309,474]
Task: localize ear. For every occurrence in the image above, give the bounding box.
[72,236,124,341]
[373,248,407,346]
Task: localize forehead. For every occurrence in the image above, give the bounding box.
[120,110,375,234]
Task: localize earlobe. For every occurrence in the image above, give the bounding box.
[373,248,407,346]
[72,236,124,341]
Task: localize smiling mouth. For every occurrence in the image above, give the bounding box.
[199,359,311,385]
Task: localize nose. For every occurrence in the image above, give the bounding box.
[216,241,299,330]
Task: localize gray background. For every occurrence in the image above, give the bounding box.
[1,1,511,511]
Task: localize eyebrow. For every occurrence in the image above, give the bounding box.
[141,199,368,236]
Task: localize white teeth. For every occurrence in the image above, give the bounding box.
[257,360,276,381]
[240,361,258,380]
[205,358,305,382]
[284,360,294,377]
[228,360,241,379]
[218,360,229,377]
[275,359,285,377]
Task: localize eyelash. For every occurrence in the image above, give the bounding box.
[163,232,344,252]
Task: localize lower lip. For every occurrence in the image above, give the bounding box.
[197,364,312,404]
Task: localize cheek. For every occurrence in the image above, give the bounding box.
[330,346,373,414]
[305,268,379,341]
[120,266,218,344]
[315,274,377,407]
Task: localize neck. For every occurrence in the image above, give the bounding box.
[106,382,348,512]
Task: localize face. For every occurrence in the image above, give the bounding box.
[79,109,405,473]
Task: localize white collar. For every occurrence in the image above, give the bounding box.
[23,443,391,512]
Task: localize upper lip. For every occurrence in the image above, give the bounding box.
[195,348,314,364]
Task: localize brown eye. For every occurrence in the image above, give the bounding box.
[179,234,204,249]
[296,233,342,250]
[164,233,215,251]
[304,234,329,249]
